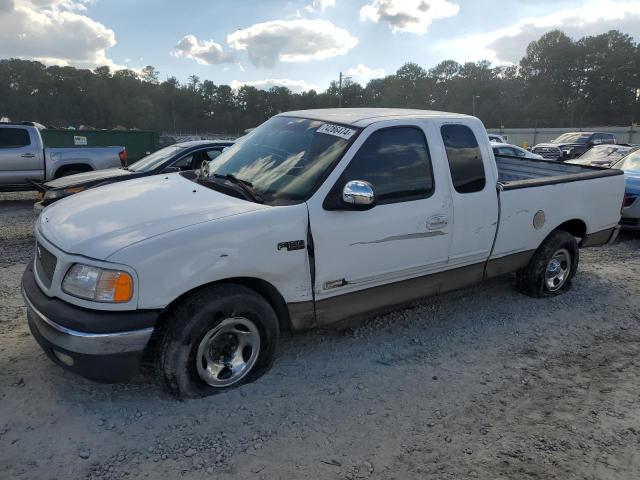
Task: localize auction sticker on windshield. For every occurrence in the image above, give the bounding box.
[317,123,356,140]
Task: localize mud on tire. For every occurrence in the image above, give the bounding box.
[156,284,279,399]
[516,230,579,298]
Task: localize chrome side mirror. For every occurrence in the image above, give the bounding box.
[342,180,376,210]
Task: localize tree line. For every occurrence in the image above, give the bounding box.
[1,29,639,134]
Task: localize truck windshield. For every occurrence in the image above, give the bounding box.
[552,133,591,144]
[128,145,188,172]
[614,150,640,171]
[203,116,358,204]
[580,146,631,161]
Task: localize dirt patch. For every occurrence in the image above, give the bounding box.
[1,192,639,479]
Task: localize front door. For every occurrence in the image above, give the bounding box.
[307,122,453,321]
[0,127,43,185]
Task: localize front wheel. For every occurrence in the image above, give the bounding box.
[156,284,279,398]
[516,230,579,298]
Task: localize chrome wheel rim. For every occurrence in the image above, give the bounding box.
[545,248,571,292]
[196,317,261,388]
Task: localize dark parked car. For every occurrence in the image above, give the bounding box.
[34,140,233,211]
[568,144,638,168]
[612,149,640,230]
[531,132,617,161]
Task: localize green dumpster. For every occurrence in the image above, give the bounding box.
[41,130,160,163]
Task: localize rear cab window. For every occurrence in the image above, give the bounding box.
[441,124,486,193]
[0,127,31,148]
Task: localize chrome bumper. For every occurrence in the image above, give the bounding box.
[22,288,153,355]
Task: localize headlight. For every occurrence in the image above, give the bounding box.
[43,186,86,202]
[62,264,133,303]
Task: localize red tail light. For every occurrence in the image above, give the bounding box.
[622,194,635,209]
[119,148,128,167]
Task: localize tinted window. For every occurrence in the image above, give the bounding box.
[513,147,528,157]
[494,146,515,157]
[339,127,433,204]
[173,154,194,170]
[206,149,223,160]
[0,128,30,148]
[128,145,188,172]
[441,125,486,193]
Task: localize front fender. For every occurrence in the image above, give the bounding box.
[108,203,312,310]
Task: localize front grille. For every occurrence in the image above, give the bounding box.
[35,242,57,289]
[532,146,563,161]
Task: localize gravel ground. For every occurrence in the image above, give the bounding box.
[1,191,639,480]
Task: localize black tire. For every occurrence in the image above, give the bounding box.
[156,284,279,399]
[515,230,579,298]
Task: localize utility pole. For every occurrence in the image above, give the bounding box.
[338,72,352,108]
[472,95,480,117]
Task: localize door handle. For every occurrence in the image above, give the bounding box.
[21,153,36,158]
[426,214,449,230]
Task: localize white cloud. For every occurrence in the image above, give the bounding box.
[305,0,336,12]
[230,78,320,93]
[346,64,386,82]
[172,35,234,65]
[360,0,460,34]
[439,0,640,64]
[0,0,120,69]
[227,19,358,67]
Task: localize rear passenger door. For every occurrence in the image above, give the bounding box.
[440,123,497,268]
[0,127,43,185]
[308,123,453,301]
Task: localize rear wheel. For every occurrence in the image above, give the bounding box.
[156,284,279,398]
[516,230,579,298]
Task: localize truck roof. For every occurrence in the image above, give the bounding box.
[278,108,472,128]
[175,140,235,148]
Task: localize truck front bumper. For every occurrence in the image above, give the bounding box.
[22,264,160,382]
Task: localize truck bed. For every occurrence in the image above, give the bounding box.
[495,155,623,190]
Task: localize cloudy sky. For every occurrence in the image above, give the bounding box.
[1,0,639,92]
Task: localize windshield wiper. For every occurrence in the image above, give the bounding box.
[206,173,264,204]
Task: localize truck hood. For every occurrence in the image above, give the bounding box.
[38,173,267,260]
[45,168,132,189]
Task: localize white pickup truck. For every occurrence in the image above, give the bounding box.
[22,109,624,398]
[0,122,126,191]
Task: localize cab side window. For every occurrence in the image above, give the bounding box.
[173,154,194,170]
[0,128,30,148]
[441,125,486,194]
[494,146,515,157]
[339,127,434,204]
[205,148,223,160]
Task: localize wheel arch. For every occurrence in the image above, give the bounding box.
[552,218,587,242]
[53,163,93,178]
[157,277,293,333]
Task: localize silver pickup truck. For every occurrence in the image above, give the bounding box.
[0,122,126,192]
